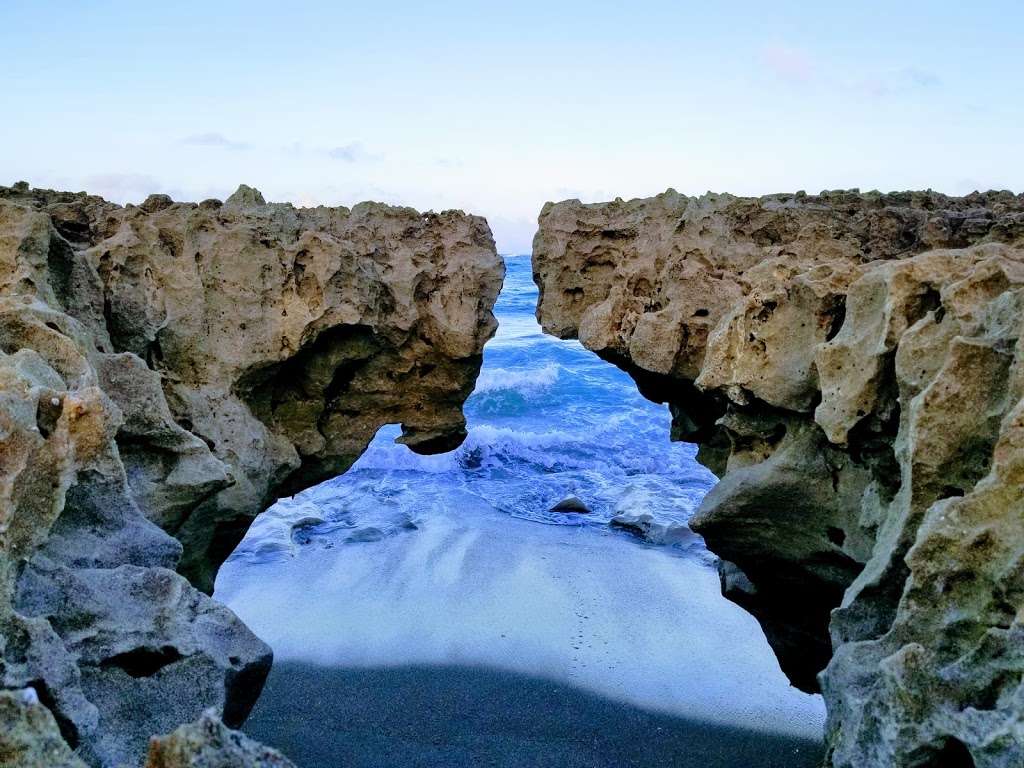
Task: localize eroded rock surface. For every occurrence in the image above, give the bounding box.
[533,188,1024,767]
[0,689,87,768]
[0,182,502,766]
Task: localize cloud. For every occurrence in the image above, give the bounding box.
[82,173,167,202]
[761,44,815,82]
[760,45,941,99]
[326,142,380,163]
[181,132,249,150]
[902,67,941,88]
[854,66,941,97]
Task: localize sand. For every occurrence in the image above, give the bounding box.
[245,662,825,768]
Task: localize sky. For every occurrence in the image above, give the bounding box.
[2,1,1022,254]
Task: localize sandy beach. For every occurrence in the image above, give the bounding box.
[218,501,826,765]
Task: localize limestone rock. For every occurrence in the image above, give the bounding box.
[533,188,1024,767]
[0,183,502,766]
[607,486,698,546]
[0,689,87,768]
[145,710,296,768]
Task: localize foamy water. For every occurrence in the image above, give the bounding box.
[215,255,825,738]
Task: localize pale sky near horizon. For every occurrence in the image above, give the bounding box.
[3,1,1022,253]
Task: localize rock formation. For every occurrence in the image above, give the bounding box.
[533,189,1024,767]
[144,710,296,768]
[0,689,87,768]
[0,182,503,766]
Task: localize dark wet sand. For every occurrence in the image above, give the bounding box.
[245,662,825,768]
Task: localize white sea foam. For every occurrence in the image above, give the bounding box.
[349,417,694,475]
[474,363,560,393]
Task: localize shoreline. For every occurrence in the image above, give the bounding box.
[218,501,825,739]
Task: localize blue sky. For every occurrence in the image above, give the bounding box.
[3,0,1022,253]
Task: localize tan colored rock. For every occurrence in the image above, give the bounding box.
[0,182,502,767]
[145,710,296,768]
[0,689,87,768]
[533,188,1024,767]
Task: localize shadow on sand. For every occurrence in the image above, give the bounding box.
[245,662,825,768]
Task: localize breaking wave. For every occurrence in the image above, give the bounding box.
[474,362,561,394]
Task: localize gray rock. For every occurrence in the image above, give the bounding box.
[15,564,272,767]
[549,496,591,514]
[607,486,699,546]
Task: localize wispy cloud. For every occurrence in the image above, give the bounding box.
[83,173,164,200]
[326,142,380,163]
[761,44,815,82]
[851,67,942,97]
[181,132,250,150]
[903,67,941,88]
[760,44,941,100]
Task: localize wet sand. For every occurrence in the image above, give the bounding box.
[245,662,825,768]
[218,505,824,737]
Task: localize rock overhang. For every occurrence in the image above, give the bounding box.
[532,187,1024,768]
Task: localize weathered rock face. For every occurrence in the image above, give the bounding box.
[0,182,502,766]
[533,189,1024,767]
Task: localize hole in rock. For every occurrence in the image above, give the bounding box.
[146,335,164,368]
[969,672,1012,711]
[826,526,846,547]
[911,286,943,326]
[222,653,274,729]
[924,737,975,768]
[35,397,61,438]
[214,256,827,767]
[100,645,183,678]
[824,299,846,341]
